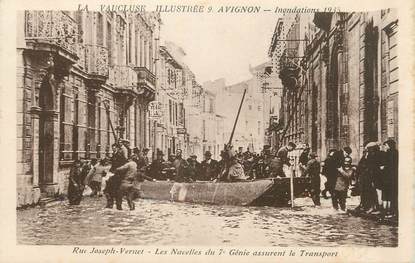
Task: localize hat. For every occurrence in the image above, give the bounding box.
[190,155,197,158]
[288,142,297,149]
[204,151,212,157]
[365,142,378,149]
[143,148,149,152]
[343,146,352,155]
[309,152,318,158]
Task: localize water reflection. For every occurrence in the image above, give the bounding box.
[17,197,398,246]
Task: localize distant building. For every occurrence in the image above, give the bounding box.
[157,45,186,158]
[204,73,266,154]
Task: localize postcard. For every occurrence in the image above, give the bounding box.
[1,0,414,262]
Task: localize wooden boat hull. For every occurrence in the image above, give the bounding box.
[135,178,310,207]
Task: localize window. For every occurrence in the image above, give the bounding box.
[96,13,104,46]
[202,120,206,140]
[106,22,112,66]
[258,121,261,135]
[128,22,133,63]
[135,30,139,65]
[248,105,252,110]
[169,100,172,124]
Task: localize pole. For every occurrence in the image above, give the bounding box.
[228,89,247,146]
[103,101,118,144]
[290,165,294,208]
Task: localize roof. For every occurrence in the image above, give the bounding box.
[160,46,183,69]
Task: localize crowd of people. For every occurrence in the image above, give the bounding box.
[67,138,398,219]
[300,139,398,218]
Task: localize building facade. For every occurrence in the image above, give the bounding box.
[204,74,266,154]
[269,10,399,161]
[156,45,186,158]
[17,11,159,207]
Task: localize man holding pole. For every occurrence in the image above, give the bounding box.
[270,142,296,178]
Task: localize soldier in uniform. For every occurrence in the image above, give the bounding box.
[115,157,138,210]
[104,143,128,210]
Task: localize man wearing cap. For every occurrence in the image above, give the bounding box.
[236,147,244,160]
[299,144,310,177]
[305,152,321,206]
[333,156,354,212]
[105,143,128,209]
[187,155,200,181]
[119,139,129,160]
[200,151,219,181]
[137,148,150,171]
[173,149,190,182]
[270,142,296,177]
[147,150,167,180]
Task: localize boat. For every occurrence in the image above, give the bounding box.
[135,177,310,207]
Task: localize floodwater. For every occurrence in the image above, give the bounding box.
[17,197,398,246]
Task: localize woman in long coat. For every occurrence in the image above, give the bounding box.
[356,143,381,212]
[68,159,84,205]
[383,139,399,216]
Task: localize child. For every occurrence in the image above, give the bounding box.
[332,157,354,212]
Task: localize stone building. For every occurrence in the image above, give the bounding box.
[157,45,187,158]
[16,11,159,207]
[270,10,399,161]
[204,75,265,154]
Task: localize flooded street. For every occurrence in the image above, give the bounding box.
[17,197,398,247]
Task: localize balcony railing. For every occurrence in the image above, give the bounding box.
[108,65,137,90]
[85,44,109,78]
[135,67,156,91]
[25,11,78,55]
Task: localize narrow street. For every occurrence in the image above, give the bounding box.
[17,196,398,246]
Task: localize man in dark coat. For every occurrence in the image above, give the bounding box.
[104,143,128,209]
[321,149,338,199]
[356,143,381,213]
[299,145,310,177]
[382,139,398,217]
[147,151,167,180]
[68,159,84,205]
[200,151,219,181]
[305,152,321,206]
[187,155,200,181]
[173,149,191,182]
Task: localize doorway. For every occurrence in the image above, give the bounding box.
[38,78,55,189]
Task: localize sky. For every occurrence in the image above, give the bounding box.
[160,13,279,86]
